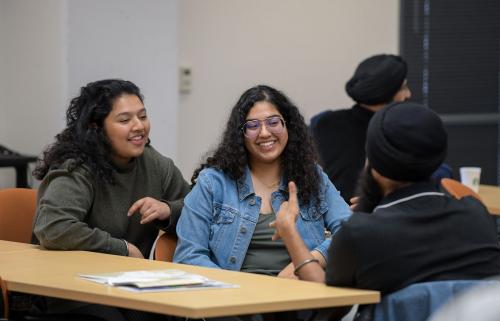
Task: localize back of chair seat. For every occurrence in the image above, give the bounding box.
[0,276,8,319]
[440,178,482,202]
[0,188,37,243]
[154,232,178,262]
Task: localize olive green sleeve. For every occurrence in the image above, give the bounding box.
[33,168,127,256]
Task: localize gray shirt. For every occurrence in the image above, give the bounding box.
[240,212,291,276]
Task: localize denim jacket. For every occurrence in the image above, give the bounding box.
[173,166,351,271]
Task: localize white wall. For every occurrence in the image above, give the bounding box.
[0,0,67,188]
[0,3,6,151]
[67,0,178,159]
[1,0,398,186]
[0,0,178,187]
[177,0,399,177]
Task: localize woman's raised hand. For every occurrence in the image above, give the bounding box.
[270,181,299,241]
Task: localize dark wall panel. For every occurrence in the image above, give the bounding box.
[445,125,498,185]
[401,0,500,185]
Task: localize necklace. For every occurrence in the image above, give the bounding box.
[263,180,280,189]
[251,174,280,189]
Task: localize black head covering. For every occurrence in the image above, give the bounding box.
[366,102,447,181]
[346,54,407,105]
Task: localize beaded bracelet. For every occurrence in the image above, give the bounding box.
[293,258,320,276]
[123,239,129,255]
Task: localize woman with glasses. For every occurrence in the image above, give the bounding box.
[174,85,350,280]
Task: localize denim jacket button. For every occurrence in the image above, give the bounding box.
[249,199,256,205]
[240,226,247,234]
[229,256,237,263]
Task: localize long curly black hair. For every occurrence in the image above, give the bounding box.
[192,85,320,206]
[33,79,144,184]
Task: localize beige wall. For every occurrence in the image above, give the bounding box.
[0,0,67,187]
[177,0,399,178]
[66,0,179,162]
[0,0,399,186]
[0,0,178,188]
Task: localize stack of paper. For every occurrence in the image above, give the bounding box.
[79,269,237,292]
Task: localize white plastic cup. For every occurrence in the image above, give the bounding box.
[460,167,481,193]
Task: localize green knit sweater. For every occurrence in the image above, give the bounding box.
[33,146,190,258]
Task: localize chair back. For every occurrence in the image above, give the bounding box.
[0,188,37,243]
[356,280,498,321]
[154,232,178,262]
[440,178,482,202]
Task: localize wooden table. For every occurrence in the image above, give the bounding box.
[0,240,380,318]
[479,185,500,216]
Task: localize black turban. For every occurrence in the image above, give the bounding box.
[366,102,447,181]
[346,54,407,105]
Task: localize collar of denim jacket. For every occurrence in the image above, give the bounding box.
[237,166,288,201]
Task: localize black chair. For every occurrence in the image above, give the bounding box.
[0,145,37,188]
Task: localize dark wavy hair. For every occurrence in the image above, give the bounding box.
[192,85,320,206]
[33,79,144,183]
[353,163,384,213]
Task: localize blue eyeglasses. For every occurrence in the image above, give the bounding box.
[241,116,286,138]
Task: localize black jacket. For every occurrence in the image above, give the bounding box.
[326,181,500,295]
[310,105,374,202]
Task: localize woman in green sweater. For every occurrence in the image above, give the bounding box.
[31,79,190,321]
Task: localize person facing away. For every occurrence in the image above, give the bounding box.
[273,102,500,319]
[310,54,411,203]
[31,79,190,321]
[173,85,351,279]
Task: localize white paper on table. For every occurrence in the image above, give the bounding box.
[78,269,238,292]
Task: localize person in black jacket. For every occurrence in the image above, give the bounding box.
[310,54,411,203]
[272,102,500,320]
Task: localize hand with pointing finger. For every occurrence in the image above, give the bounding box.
[270,181,300,241]
[127,197,171,224]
